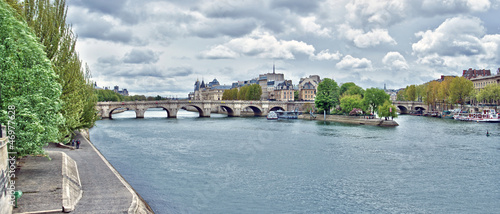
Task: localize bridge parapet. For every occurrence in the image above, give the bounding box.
[96,100,314,119]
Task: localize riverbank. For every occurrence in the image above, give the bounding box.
[13,131,154,213]
[298,114,399,126]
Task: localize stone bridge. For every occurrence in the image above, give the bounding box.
[392,101,427,114]
[96,100,315,118]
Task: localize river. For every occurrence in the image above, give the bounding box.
[89,109,500,213]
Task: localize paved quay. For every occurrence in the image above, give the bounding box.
[13,131,153,213]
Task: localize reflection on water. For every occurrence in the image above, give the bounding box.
[91,111,500,214]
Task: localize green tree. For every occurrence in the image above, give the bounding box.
[363,88,390,114]
[223,88,239,100]
[339,82,356,96]
[340,82,364,97]
[0,0,64,156]
[405,85,416,101]
[424,81,439,110]
[246,84,262,100]
[377,101,398,120]
[340,95,366,114]
[314,78,340,114]
[294,90,299,100]
[416,84,426,102]
[19,0,98,141]
[449,77,474,106]
[477,84,500,104]
[396,89,405,101]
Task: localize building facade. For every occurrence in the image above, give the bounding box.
[271,80,295,101]
[298,75,320,101]
[471,73,500,91]
[192,78,231,100]
[258,64,285,100]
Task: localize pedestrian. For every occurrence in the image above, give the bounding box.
[71,139,75,147]
[76,140,80,149]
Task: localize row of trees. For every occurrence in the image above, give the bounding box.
[398,76,476,109]
[222,84,262,100]
[476,84,500,104]
[314,78,397,118]
[1,0,98,156]
[96,90,169,102]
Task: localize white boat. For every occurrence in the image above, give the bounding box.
[476,109,500,123]
[453,109,500,123]
[267,111,278,120]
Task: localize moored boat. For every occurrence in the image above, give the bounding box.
[453,109,500,123]
[267,111,278,120]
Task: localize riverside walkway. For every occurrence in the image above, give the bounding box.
[13,131,153,213]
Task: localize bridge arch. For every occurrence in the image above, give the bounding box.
[179,104,209,117]
[107,107,127,119]
[414,106,426,112]
[269,106,285,112]
[241,105,263,116]
[396,105,409,114]
[218,105,237,117]
[142,106,173,118]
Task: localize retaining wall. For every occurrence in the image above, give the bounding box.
[0,125,13,214]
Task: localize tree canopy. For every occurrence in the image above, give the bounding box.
[315,78,340,114]
[476,84,500,104]
[449,77,474,106]
[0,0,64,156]
[340,95,366,114]
[363,88,390,114]
[222,84,262,100]
[11,0,99,141]
[377,101,398,120]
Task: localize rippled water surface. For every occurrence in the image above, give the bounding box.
[90,109,500,213]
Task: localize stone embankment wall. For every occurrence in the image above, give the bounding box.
[298,114,399,127]
[0,125,13,214]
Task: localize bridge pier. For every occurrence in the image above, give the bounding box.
[167,108,177,118]
[135,109,146,118]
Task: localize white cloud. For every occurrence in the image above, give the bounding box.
[345,0,407,28]
[336,55,372,69]
[411,16,500,68]
[298,16,332,37]
[200,31,316,60]
[382,52,409,70]
[310,49,342,61]
[199,45,239,59]
[339,24,397,48]
[421,0,491,13]
[412,16,484,56]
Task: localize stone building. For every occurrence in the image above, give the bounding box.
[113,86,129,96]
[258,64,285,100]
[462,68,491,79]
[192,78,231,100]
[298,75,320,101]
[270,80,294,101]
[471,72,500,91]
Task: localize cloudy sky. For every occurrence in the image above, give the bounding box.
[67,0,500,97]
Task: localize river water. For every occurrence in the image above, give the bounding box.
[89,109,500,213]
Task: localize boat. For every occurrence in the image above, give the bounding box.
[453,109,500,123]
[267,111,278,120]
[275,110,299,119]
[476,109,500,123]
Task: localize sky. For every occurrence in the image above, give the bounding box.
[66,0,500,97]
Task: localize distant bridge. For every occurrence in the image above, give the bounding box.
[392,101,427,114]
[96,100,314,118]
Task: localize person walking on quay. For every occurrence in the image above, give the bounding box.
[76,140,80,149]
[71,139,75,147]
